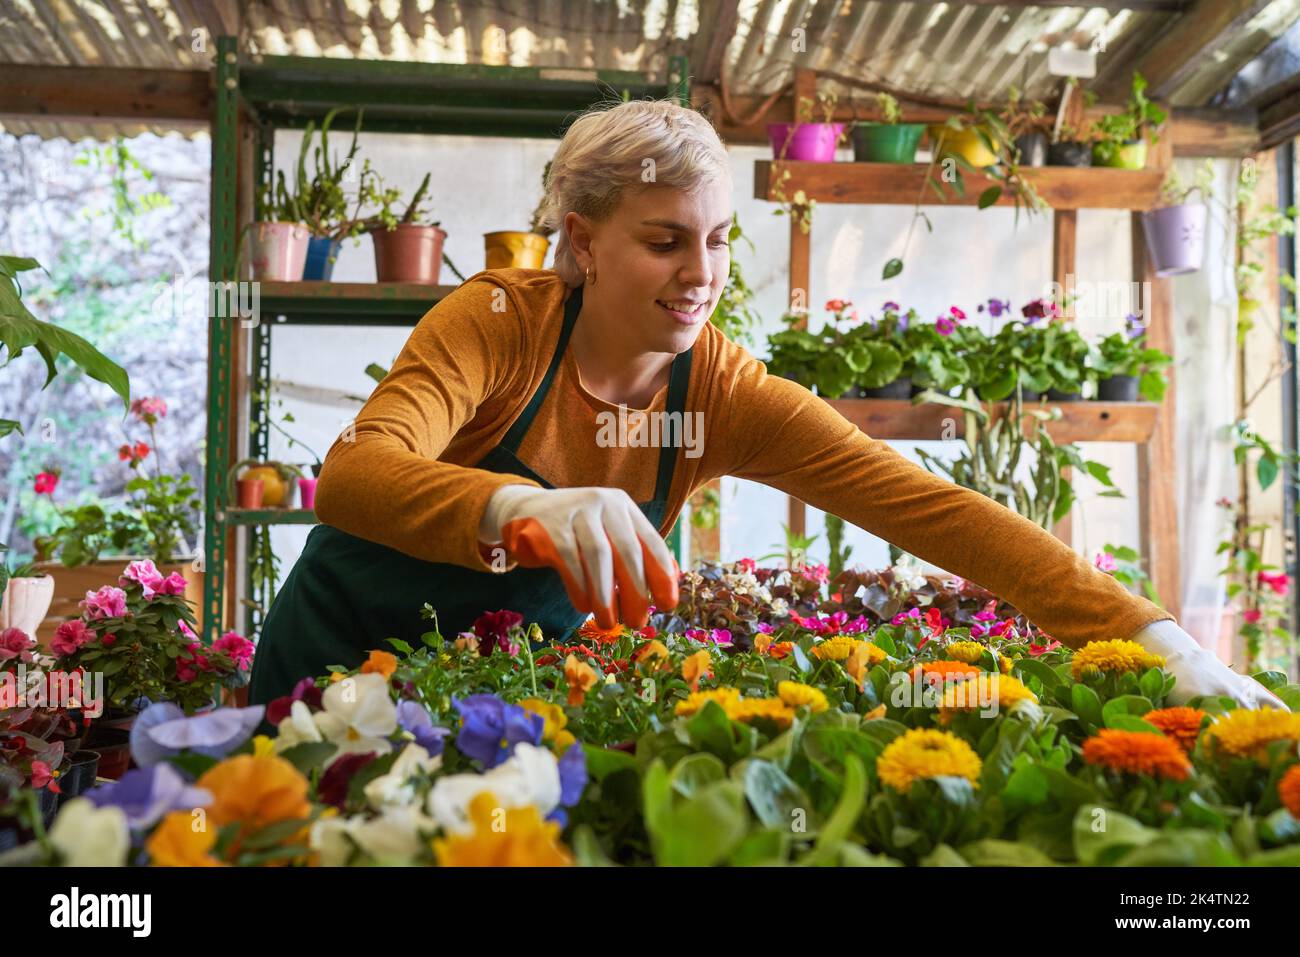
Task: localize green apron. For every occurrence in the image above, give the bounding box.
[248,282,693,706]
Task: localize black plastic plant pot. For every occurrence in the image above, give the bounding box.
[1045,388,1083,401]
[1098,374,1140,401]
[38,786,59,827]
[861,377,913,399]
[1015,132,1048,167]
[56,750,101,806]
[311,461,324,478]
[1047,141,1092,167]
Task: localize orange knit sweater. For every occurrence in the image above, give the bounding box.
[313,267,1174,649]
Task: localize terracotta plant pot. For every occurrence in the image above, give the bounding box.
[1141,202,1207,277]
[297,477,318,510]
[484,231,550,269]
[250,222,310,281]
[83,727,131,780]
[372,224,448,283]
[0,575,55,636]
[767,123,844,162]
[236,478,265,509]
[229,459,301,508]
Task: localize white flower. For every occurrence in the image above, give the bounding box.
[427,742,561,836]
[363,743,441,809]
[309,816,357,867]
[313,672,398,764]
[891,554,927,591]
[350,805,437,864]
[770,597,789,617]
[47,798,129,867]
[273,699,324,753]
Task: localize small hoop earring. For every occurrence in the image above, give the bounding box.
[585,262,596,286]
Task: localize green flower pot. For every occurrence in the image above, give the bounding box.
[1093,139,1148,170]
[852,123,926,163]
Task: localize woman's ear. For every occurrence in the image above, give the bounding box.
[564,210,595,268]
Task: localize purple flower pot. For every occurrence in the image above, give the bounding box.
[298,477,318,511]
[1141,203,1207,277]
[767,123,845,162]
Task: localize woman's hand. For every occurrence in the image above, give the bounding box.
[1132,619,1289,710]
[479,484,679,629]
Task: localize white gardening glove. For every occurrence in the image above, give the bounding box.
[1132,619,1289,710]
[478,484,679,629]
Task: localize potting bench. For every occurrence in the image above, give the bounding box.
[754,69,1182,619]
[205,39,691,641]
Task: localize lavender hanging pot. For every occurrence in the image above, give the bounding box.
[1140,202,1207,277]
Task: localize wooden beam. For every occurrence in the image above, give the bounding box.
[688,0,741,87]
[0,64,211,126]
[1116,0,1274,100]
[1051,209,1078,548]
[829,400,1160,444]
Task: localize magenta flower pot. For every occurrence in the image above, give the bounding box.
[251,222,310,281]
[767,123,845,162]
[298,477,318,511]
[1140,203,1207,277]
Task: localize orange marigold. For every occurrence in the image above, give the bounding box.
[1082,729,1191,781]
[1143,707,1207,753]
[577,618,625,647]
[910,660,981,682]
[1279,764,1300,819]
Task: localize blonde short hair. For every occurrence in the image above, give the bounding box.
[538,98,731,287]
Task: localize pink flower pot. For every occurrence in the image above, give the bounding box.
[251,222,310,281]
[767,123,845,162]
[297,477,318,511]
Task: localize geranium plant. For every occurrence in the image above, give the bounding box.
[1093,313,1172,401]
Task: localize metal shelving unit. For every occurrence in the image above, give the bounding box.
[206,38,690,641]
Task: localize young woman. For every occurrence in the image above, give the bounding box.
[248,99,1283,713]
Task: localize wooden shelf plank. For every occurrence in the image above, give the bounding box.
[754,160,1165,210]
[826,398,1159,443]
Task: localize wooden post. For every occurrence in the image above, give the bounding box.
[1051,209,1077,548]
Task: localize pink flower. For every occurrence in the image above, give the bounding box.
[935,316,955,336]
[176,642,212,682]
[178,620,199,641]
[685,628,708,643]
[949,305,966,321]
[708,628,733,647]
[973,599,998,622]
[80,586,127,620]
[159,572,187,596]
[1029,638,1062,656]
[755,622,774,634]
[891,607,922,626]
[34,471,59,496]
[1259,571,1290,596]
[1216,497,1234,509]
[50,620,92,657]
[130,396,168,424]
[30,760,59,792]
[214,631,255,670]
[0,627,34,663]
[825,299,850,313]
[1094,552,1118,573]
[1242,608,1263,624]
[797,562,829,585]
[735,558,756,574]
[120,559,166,598]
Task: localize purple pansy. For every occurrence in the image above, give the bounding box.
[85,762,212,830]
[396,700,451,756]
[129,702,266,768]
[452,694,543,769]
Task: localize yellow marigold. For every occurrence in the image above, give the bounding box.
[729,697,796,730]
[777,681,828,714]
[946,641,987,664]
[938,674,1037,720]
[811,635,856,661]
[577,618,625,647]
[876,728,982,793]
[681,649,713,692]
[1082,729,1191,780]
[197,755,311,855]
[360,649,397,679]
[1070,639,1164,680]
[146,810,226,867]
[1144,707,1207,753]
[1279,764,1300,819]
[1204,708,1300,765]
[564,654,599,707]
[675,687,743,718]
[433,791,572,867]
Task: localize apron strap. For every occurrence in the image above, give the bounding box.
[652,342,694,504]
[499,282,585,454]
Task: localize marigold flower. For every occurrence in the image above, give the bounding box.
[911,660,981,682]
[1143,707,1207,753]
[876,728,982,793]
[681,649,712,692]
[1070,639,1164,680]
[146,810,225,867]
[1082,729,1191,781]
[845,640,887,691]
[564,654,599,706]
[360,649,398,680]
[729,697,796,730]
[811,635,854,661]
[1279,764,1300,818]
[946,641,986,664]
[675,687,742,718]
[578,618,626,646]
[777,681,828,713]
[1204,708,1300,765]
[938,674,1037,722]
[433,791,572,867]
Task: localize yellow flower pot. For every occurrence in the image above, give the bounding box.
[484,231,551,270]
[927,125,999,168]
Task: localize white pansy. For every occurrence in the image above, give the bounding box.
[427,742,561,836]
[47,798,129,867]
[310,816,358,867]
[313,672,398,764]
[273,699,324,753]
[350,805,438,864]
[363,743,441,809]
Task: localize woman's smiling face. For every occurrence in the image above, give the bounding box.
[567,178,733,355]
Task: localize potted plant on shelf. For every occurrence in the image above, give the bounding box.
[250,171,311,282]
[484,160,556,270]
[852,92,926,164]
[768,90,845,163]
[361,170,448,284]
[1093,313,1172,401]
[291,107,371,281]
[904,306,974,398]
[998,85,1051,168]
[1041,320,1095,401]
[1091,71,1166,170]
[1141,161,1213,277]
[228,459,303,510]
[1,546,53,639]
[824,299,905,397]
[1046,77,1097,167]
[926,111,1000,170]
[973,299,1062,401]
[855,301,914,397]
